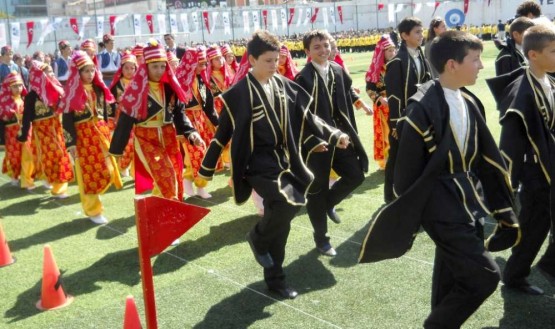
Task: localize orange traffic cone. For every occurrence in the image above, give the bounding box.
[36,245,74,310]
[0,222,16,267]
[123,295,142,329]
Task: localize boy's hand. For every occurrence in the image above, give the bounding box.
[485,220,521,252]
[336,134,350,149]
[360,102,373,116]
[189,132,205,147]
[313,144,328,152]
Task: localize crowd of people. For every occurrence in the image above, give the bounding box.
[1,0,554,327]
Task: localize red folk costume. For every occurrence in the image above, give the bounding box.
[365,36,395,170]
[277,45,299,81]
[109,51,138,172]
[221,44,238,77]
[176,47,218,196]
[0,72,36,188]
[60,51,122,223]
[18,61,74,197]
[110,41,195,201]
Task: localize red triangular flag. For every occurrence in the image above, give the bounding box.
[288,8,295,26]
[69,17,79,36]
[26,22,34,49]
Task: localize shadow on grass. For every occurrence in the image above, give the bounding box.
[193,250,336,328]
[183,184,233,208]
[4,248,140,323]
[152,214,258,275]
[352,169,386,196]
[9,218,96,252]
[329,204,386,268]
[96,215,136,240]
[0,193,81,217]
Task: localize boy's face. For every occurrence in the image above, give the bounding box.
[148,61,167,82]
[512,31,524,45]
[305,37,331,66]
[79,65,96,84]
[452,49,483,86]
[249,50,279,80]
[530,40,555,73]
[401,25,424,48]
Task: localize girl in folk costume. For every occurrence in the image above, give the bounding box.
[18,61,74,197]
[207,45,233,167]
[109,40,202,201]
[109,51,137,176]
[167,51,180,72]
[0,72,37,189]
[365,36,397,170]
[277,45,299,81]
[176,47,219,199]
[221,44,238,77]
[60,51,122,225]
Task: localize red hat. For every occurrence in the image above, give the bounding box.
[167,50,179,63]
[280,45,289,56]
[3,71,23,87]
[80,39,96,51]
[132,43,145,58]
[144,40,167,64]
[196,46,207,63]
[72,50,95,70]
[58,40,71,49]
[221,44,233,56]
[206,46,222,61]
[121,50,137,66]
[103,34,114,43]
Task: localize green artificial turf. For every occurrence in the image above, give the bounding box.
[1,42,554,328]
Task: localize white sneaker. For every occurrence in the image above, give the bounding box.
[54,193,69,199]
[89,214,108,225]
[43,181,53,189]
[120,168,130,177]
[196,187,212,199]
[10,179,18,186]
[171,239,180,246]
[26,185,37,191]
[183,179,195,197]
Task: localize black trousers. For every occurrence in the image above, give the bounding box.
[504,187,555,285]
[384,133,399,202]
[306,145,364,247]
[246,175,301,289]
[422,217,500,329]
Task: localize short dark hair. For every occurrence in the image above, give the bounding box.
[163,34,175,40]
[427,17,444,42]
[430,30,483,74]
[398,17,423,37]
[516,0,542,18]
[247,30,280,59]
[509,17,535,36]
[302,30,332,50]
[522,25,555,59]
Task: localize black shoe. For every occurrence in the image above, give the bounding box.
[504,282,544,295]
[246,233,274,269]
[537,264,555,287]
[327,208,341,224]
[269,285,298,299]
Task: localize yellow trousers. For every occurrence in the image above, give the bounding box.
[75,158,103,217]
[19,143,35,189]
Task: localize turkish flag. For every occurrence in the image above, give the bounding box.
[337,6,343,24]
[69,17,79,36]
[310,8,319,23]
[109,15,116,35]
[378,3,384,11]
[463,0,469,15]
[146,14,154,34]
[26,21,34,49]
[288,8,295,26]
[202,11,210,34]
[262,10,268,29]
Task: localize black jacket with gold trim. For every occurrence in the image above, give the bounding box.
[384,43,432,131]
[494,38,526,77]
[17,90,58,142]
[108,84,197,155]
[359,80,517,263]
[198,73,343,205]
[295,61,369,172]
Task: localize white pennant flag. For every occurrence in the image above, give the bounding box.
[192,12,199,33]
[96,16,105,38]
[395,4,405,13]
[222,12,231,35]
[243,11,250,33]
[252,11,260,30]
[388,4,395,23]
[330,7,336,25]
[211,11,219,34]
[322,7,329,27]
[116,14,128,25]
[157,14,166,34]
[36,19,48,46]
[271,10,278,31]
[133,14,142,36]
[280,8,287,31]
[303,8,311,26]
[414,3,423,14]
[169,14,178,33]
[180,13,189,33]
[80,16,91,40]
[296,8,304,27]
[9,22,20,50]
[0,23,6,47]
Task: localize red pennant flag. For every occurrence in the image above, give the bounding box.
[26,21,34,49]
[146,14,154,34]
[262,10,268,29]
[432,1,441,17]
[109,15,117,35]
[202,11,210,34]
[288,8,295,26]
[337,6,344,24]
[463,0,469,15]
[488,0,492,6]
[310,8,320,24]
[378,3,384,11]
[69,17,79,36]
